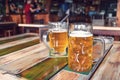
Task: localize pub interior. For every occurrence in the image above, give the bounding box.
[0,0,120,80]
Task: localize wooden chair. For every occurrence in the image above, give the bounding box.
[1,15,13,37]
[4,30,13,37]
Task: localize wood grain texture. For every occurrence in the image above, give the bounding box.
[0,43,47,66]
[0,33,40,80]
[0,32,39,57]
[20,58,67,80]
[0,39,39,56]
[0,33,38,41]
[50,70,87,80]
[0,34,45,75]
[0,44,49,74]
[0,37,39,50]
[0,35,36,45]
[91,41,120,80]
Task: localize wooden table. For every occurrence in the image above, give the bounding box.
[0,33,119,80]
[93,26,120,40]
[18,24,48,41]
[18,24,48,32]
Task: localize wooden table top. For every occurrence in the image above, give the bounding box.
[91,41,120,80]
[93,26,120,31]
[0,33,119,80]
[93,26,120,41]
[18,24,48,28]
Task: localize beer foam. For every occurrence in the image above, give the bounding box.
[50,29,67,33]
[70,31,93,37]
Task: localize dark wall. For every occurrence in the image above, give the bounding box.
[100,0,117,17]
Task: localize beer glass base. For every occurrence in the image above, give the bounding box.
[49,52,68,58]
[68,65,92,73]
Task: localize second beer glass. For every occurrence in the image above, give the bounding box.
[68,23,105,72]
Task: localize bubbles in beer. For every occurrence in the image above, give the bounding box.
[49,29,68,54]
[68,31,93,72]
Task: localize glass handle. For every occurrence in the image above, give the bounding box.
[42,31,50,50]
[93,37,105,62]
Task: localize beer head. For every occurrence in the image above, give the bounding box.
[69,31,93,37]
[70,23,93,33]
[49,28,67,33]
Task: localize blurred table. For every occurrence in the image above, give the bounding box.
[18,24,48,41]
[18,24,48,32]
[0,33,119,80]
[93,26,120,40]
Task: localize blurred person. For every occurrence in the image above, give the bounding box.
[10,3,18,13]
[33,0,38,9]
[24,0,36,23]
[36,4,42,13]
[33,0,42,13]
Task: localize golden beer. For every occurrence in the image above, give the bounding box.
[49,29,68,55]
[68,31,93,72]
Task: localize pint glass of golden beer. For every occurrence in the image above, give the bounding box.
[68,23,105,72]
[43,22,68,57]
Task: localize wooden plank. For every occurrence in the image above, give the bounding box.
[50,70,87,80]
[0,37,39,50]
[0,43,46,66]
[0,70,24,80]
[0,33,40,57]
[91,41,120,80]
[0,34,38,45]
[0,43,49,74]
[0,33,41,80]
[0,39,39,56]
[0,33,38,41]
[20,57,67,80]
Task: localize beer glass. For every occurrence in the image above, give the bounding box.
[43,22,68,57]
[68,23,105,72]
